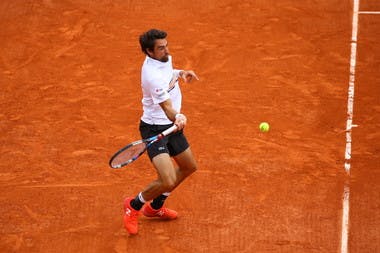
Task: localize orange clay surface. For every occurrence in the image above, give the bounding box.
[1,1,379,252]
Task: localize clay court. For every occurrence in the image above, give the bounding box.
[1,0,379,252]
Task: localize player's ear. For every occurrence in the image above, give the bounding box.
[147,48,154,57]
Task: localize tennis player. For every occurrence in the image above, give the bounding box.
[123,29,199,235]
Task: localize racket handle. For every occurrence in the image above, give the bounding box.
[161,125,178,137]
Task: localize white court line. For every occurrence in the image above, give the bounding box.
[359,11,380,14]
[341,184,350,253]
[345,0,359,174]
[343,7,380,252]
[342,4,380,253]
[341,0,360,253]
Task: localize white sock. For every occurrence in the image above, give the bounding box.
[138,192,146,203]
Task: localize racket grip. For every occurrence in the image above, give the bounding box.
[161,125,178,137]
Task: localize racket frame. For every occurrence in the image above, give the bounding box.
[109,125,177,169]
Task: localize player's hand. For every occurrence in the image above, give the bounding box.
[179,70,199,83]
[174,113,187,130]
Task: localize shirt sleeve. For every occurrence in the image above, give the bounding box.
[148,76,170,105]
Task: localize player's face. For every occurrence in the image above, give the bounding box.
[149,39,169,62]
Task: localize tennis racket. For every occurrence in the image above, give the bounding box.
[109,125,177,169]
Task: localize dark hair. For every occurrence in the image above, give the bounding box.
[139,29,167,55]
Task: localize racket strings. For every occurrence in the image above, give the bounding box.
[111,142,146,167]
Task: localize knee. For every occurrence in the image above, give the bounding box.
[161,176,176,192]
[189,164,197,175]
[185,162,197,176]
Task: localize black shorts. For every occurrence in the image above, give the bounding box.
[139,120,189,160]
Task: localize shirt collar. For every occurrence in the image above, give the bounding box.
[146,55,172,68]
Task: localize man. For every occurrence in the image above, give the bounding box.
[123,29,199,235]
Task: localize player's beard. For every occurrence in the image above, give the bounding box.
[159,54,169,62]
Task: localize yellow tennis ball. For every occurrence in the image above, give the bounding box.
[259,122,270,132]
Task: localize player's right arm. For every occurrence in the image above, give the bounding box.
[159,99,186,130]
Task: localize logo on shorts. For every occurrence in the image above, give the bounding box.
[158,146,165,151]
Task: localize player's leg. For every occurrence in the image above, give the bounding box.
[141,153,177,200]
[141,147,197,217]
[124,123,174,234]
[132,122,176,204]
[141,153,179,219]
[123,153,177,233]
[142,148,196,209]
[141,147,197,199]
[171,147,197,189]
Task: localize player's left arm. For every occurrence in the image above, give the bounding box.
[178,70,199,83]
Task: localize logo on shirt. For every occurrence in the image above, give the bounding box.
[155,88,166,97]
[167,75,177,93]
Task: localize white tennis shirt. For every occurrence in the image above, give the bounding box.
[140,55,182,125]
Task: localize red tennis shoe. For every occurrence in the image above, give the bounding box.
[142,204,178,220]
[123,197,140,235]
